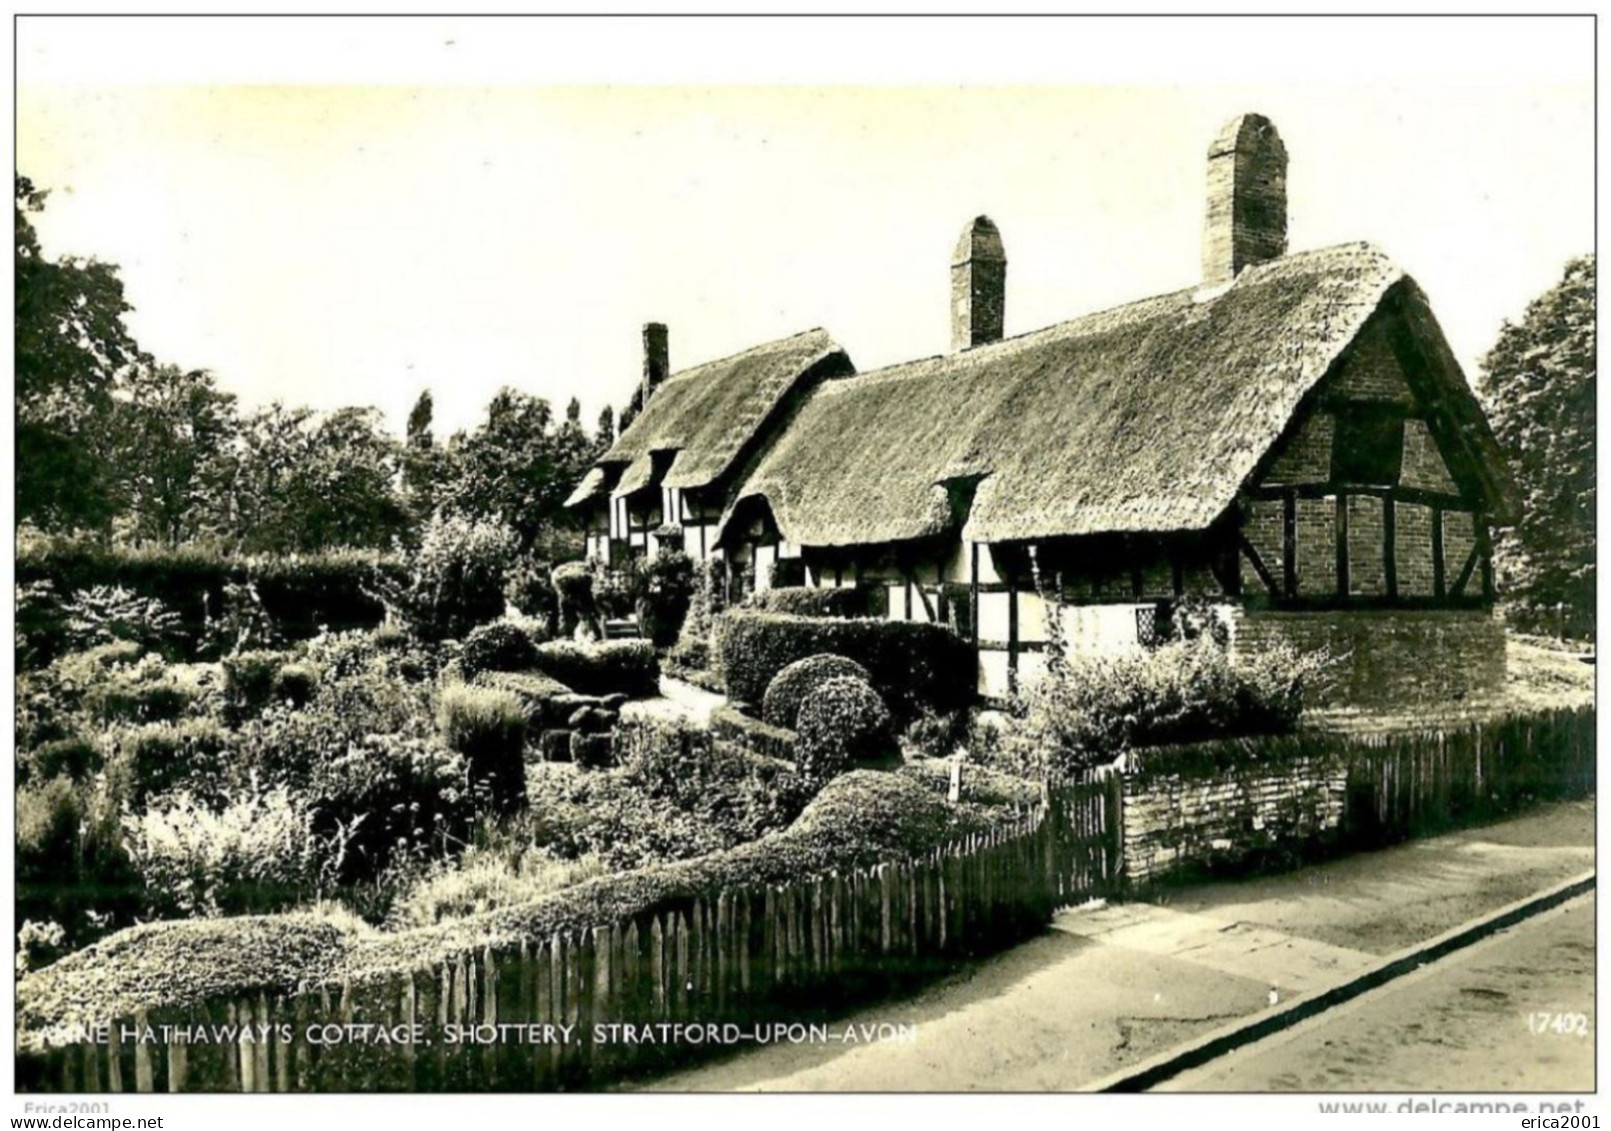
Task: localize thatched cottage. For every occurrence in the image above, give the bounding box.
[567,114,1517,704]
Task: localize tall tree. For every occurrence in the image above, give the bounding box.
[1478,254,1596,638]
[15,176,142,533]
[114,365,239,546]
[402,388,443,525]
[215,402,406,553]
[439,387,600,553]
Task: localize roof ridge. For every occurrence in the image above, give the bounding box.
[817,240,1396,394]
[660,326,834,385]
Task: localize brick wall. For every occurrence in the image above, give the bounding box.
[1120,753,1347,886]
[1346,494,1386,595]
[1233,607,1506,706]
[1443,510,1477,586]
[1401,419,1458,494]
[1327,320,1416,405]
[1395,501,1436,597]
[1266,414,1334,483]
[1294,496,1336,595]
[1241,498,1284,592]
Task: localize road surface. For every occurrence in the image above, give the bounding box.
[641,799,1593,1092]
[1159,893,1595,1092]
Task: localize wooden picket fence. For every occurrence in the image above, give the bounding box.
[21,773,1122,1094]
[1339,706,1596,846]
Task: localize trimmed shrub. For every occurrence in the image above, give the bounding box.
[551,562,600,640]
[532,639,659,699]
[23,737,100,784]
[505,558,559,630]
[83,664,196,725]
[753,586,867,619]
[15,538,401,659]
[762,653,874,729]
[714,611,975,720]
[460,621,540,679]
[669,557,728,672]
[570,732,615,769]
[247,551,403,641]
[388,849,607,929]
[635,550,697,648]
[109,719,231,807]
[271,662,320,708]
[437,685,528,812]
[794,677,895,785]
[222,650,295,719]
[539,730,574,762]
[710,703,797,763]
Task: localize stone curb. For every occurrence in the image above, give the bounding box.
[1086,869,1597,1092]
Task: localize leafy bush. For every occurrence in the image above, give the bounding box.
[668,557,729,672]
[108,719,231,807]
[1000,636,1333,775]
[794,677,895,785]
[16,920,67,976]
[460,621,540,680]
[222,649,296,720]
[387,848,607,929]
[22,736,100,784]
[551,562,602,641]
[272,662,320,707]
[752,586,868,618]
[714,611,975,721]
[16,580,68,671]
[761,653,874,729]
[532,639,659,698]
[518,719,810,871]
[122,787,333,918]
[504,558,559,630]
[17,775,140,947]
[899,708,969,761]
[395,514,517,641]
[62,585,182,655]
[437,685,528,813]
[570,732,615,769]
[82,658,196,725]
[635,550,697,648]
[304,733,470,887]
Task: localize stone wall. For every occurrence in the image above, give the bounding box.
[1233,607,1506,707]
[1120,751,1348,886]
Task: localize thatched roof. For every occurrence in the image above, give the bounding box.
[723,242,1515,548]
[563,328,848,507]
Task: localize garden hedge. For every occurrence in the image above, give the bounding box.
[751,586,869,619]
[710,703,797,763]
[532,640,660,699]
[714,610,975,719]
[15,540,404,658]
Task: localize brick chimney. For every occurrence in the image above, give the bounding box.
[951,215,1006,351]
[1202,114,1287,285]
[641,322,669,406]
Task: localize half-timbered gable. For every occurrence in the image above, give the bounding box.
[564,326,853,566]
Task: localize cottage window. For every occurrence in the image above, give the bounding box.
[1331,408,1405,486]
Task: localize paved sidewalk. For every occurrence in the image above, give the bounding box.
[641,798,1594,1092]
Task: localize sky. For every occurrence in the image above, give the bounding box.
[16,16,1594,439]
